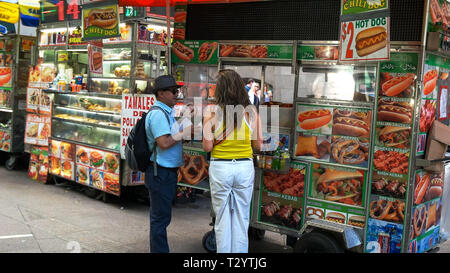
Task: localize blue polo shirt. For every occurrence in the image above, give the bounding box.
[145,101,183,168]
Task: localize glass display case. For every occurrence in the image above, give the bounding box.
[51,93,121,151]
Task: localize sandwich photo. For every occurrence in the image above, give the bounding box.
[377,99,412,124]
[105,153,119,173]
[91,170,103,189]
[77,166,89,184]
[314,168,364,206]
[76,148,89,164]
[297,108,332,131]
[377,126,411,149]
[381,73,415,97]
[49,157,61,175]
[86,8,118,29]
[348,215,365,228]
[90,150,104,168]
[325,211,345,224]
[423,69,438,96]
[198,42,218,63]
[332,109,370,137]
[104,173,120,195]
[355,26,387,57]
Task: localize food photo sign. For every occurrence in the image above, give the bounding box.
[82,1,120,41]
[258,162,307,232]
[172,40,219,65]
[364,52,419,253]
[339,0,390,63]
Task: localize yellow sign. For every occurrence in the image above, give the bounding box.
[0,2,19,24]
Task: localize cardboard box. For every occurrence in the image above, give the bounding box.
[424,121,450,172]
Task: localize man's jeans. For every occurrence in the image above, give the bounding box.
[145,164,178,253]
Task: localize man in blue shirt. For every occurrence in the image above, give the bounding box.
[144,75,189,253]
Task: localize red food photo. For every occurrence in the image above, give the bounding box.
[373,150,409,174]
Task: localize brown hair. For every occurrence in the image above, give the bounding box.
[214,69,251,131]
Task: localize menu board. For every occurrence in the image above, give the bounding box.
[49,140,75,180]
[173,5,187,40]
[364,52,419,253]
[24,114,51,146]
[75,145,121,196]
[172,40,219,65]
[294,104,372,169]
[26,88,53,115]
[177,147,209,191]
[408,170,445,253]
[28,146,49,183]
[258,162,307,231]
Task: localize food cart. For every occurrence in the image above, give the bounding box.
[0,25,36,169]
[30,2,171,197]
[172,0,450,253]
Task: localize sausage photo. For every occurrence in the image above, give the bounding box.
[174,11,187,23]
[423,70,438,95]
[172,41,194,62]
[298,109,332,130]
[198,42,218,62]
[381,74,415,97]
[377,99,412,124]
[92,52,102,71]
[219,44,235,57]
[355,26,387,57]
[87,8,118,29]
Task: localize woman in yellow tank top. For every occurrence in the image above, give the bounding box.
[202,69,263,253]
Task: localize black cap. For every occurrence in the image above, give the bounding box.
[153,75,181,94]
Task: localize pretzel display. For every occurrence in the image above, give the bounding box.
[306,207,324,219]
[413,206,427,238]
[370,199,405,223]
[178,154,208,185]
[331,137,368,165]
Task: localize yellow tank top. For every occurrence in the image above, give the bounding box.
[211,117,253,159]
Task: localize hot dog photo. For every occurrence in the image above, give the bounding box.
[86,8,118,29]
[377,98,412,124]
[172,41,194,62]
[198,42,218,63]
[355,26,387,57]
[296,105,333,134]
[332,109,371,137]
[380,72,415,98]
[423,68,439,97]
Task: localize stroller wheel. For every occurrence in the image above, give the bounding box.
[202,230,217,253]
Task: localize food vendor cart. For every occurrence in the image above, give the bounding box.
[0,27,36,169]
[32,3,171,197]
[172,0,450,253]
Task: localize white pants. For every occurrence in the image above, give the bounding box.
[209,159,255,253]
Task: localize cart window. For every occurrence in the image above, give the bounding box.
[181,64,217,99]
[264,66,295,104]
[298,66,376,102]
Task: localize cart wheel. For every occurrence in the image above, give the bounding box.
[294,231,344,253]
[5,156,17,170]
[248,227,265,241]
[202,230,217,253]
[286,235,298,248]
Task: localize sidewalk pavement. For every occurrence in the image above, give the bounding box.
[0,160,449,253]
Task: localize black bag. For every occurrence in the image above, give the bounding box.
[125,106,170,172]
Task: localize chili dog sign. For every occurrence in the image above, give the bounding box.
[120,94,156,159]
[339,0,390,62]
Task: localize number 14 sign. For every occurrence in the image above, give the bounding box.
[339,16,390,62]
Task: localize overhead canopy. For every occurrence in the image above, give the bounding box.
[118,0,265,6]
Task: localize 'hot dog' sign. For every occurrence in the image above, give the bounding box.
[339,16,390,62]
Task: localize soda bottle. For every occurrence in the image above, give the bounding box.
[272,148,281,170]
[280,148,289,170]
